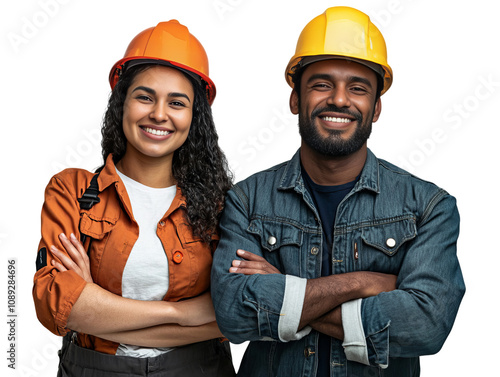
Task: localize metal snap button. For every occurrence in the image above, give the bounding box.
[386,238,396,248]
[267,236,277,246]
[310,247,319,255]
[304,347,315,358]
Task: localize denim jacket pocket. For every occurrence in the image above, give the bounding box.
[360,216,417,257]
[247,217,303,252]
[247,217,304,275]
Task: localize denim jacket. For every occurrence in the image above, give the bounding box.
[211,149,465,376]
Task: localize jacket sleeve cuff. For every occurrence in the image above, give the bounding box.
[278,275,311,342]
[342,299,370,365]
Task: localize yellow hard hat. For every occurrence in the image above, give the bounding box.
[285,6,393,95]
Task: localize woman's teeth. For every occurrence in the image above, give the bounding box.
[144,127,171,136]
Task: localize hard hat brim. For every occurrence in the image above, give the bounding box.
[109,57,216,105]
[286,54,392,95]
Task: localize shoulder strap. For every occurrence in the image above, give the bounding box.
[61,173,101,347]
[77,173,101,210]
[77,172,101,248]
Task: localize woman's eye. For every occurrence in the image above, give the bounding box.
[136,95,153,102]
[170,101,186,107]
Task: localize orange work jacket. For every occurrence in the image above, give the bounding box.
[33,155,216,354]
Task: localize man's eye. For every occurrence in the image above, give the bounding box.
[351,86,368,93]
[312,83,331,89]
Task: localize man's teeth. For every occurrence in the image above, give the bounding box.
[144,127,171,136]
[322,116,351,123]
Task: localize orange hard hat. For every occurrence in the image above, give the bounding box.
[286,7,393,95]
[109,20,216,105]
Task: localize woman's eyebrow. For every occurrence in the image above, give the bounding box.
[131,87,191,102]
[169,92,191,103]
[131,86,155,95]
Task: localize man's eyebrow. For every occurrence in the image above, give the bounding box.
[306,73,332,84]
[131,87,191,102]
[348,75,374,88]
[306,73,374,88]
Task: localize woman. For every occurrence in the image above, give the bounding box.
[33,20,235,376]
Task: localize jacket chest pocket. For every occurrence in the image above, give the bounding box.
[357,216,416,273]
[165,222,213,301]
[247,218,304,275]
[79,212,119,288]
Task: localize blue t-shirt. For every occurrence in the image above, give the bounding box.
[301,166,359,377]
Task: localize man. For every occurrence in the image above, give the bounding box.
[211,6,465,376]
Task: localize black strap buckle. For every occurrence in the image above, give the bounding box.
[77,174,100,210]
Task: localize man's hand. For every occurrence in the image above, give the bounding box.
[310,306,343,339]
[299,271,397,330]
[229,249,281,275]
[227,249,398,336]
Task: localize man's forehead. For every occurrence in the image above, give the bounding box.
[301,59,378,83]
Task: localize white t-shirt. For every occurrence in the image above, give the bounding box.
[115,169,176,357]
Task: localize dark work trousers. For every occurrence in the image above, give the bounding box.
[57,334,236,377]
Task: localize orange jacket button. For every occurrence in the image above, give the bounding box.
[173,251,183,264]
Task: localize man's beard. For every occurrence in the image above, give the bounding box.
[298,104,373,157]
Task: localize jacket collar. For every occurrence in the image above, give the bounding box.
[97,154,120,192]
[97,154,187,218]
[279,148,380,194]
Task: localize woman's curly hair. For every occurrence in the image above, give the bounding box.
[100,64,233,244]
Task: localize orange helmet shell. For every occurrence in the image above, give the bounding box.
[109,20,216,105]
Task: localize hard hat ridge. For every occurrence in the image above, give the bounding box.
[109,20,216,105]
[285,6,393,95]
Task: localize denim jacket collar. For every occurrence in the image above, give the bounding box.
[279,148,380,194]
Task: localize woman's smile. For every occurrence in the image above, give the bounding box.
[121,65,194,161]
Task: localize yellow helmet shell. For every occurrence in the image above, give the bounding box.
[285,7,393,95]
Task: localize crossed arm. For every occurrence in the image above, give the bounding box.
[49,233,223,348]
[229,249,397,340]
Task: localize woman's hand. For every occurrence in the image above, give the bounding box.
[173,292,217,327]
[229,249,281,275]
[49,233,93,283]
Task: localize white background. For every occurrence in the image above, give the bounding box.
[1,0,498,375]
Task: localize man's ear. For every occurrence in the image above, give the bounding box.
[372,97,382,123]
[290,90,299,115]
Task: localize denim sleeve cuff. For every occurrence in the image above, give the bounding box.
[342,299,370,365]
[278,275,311,342]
